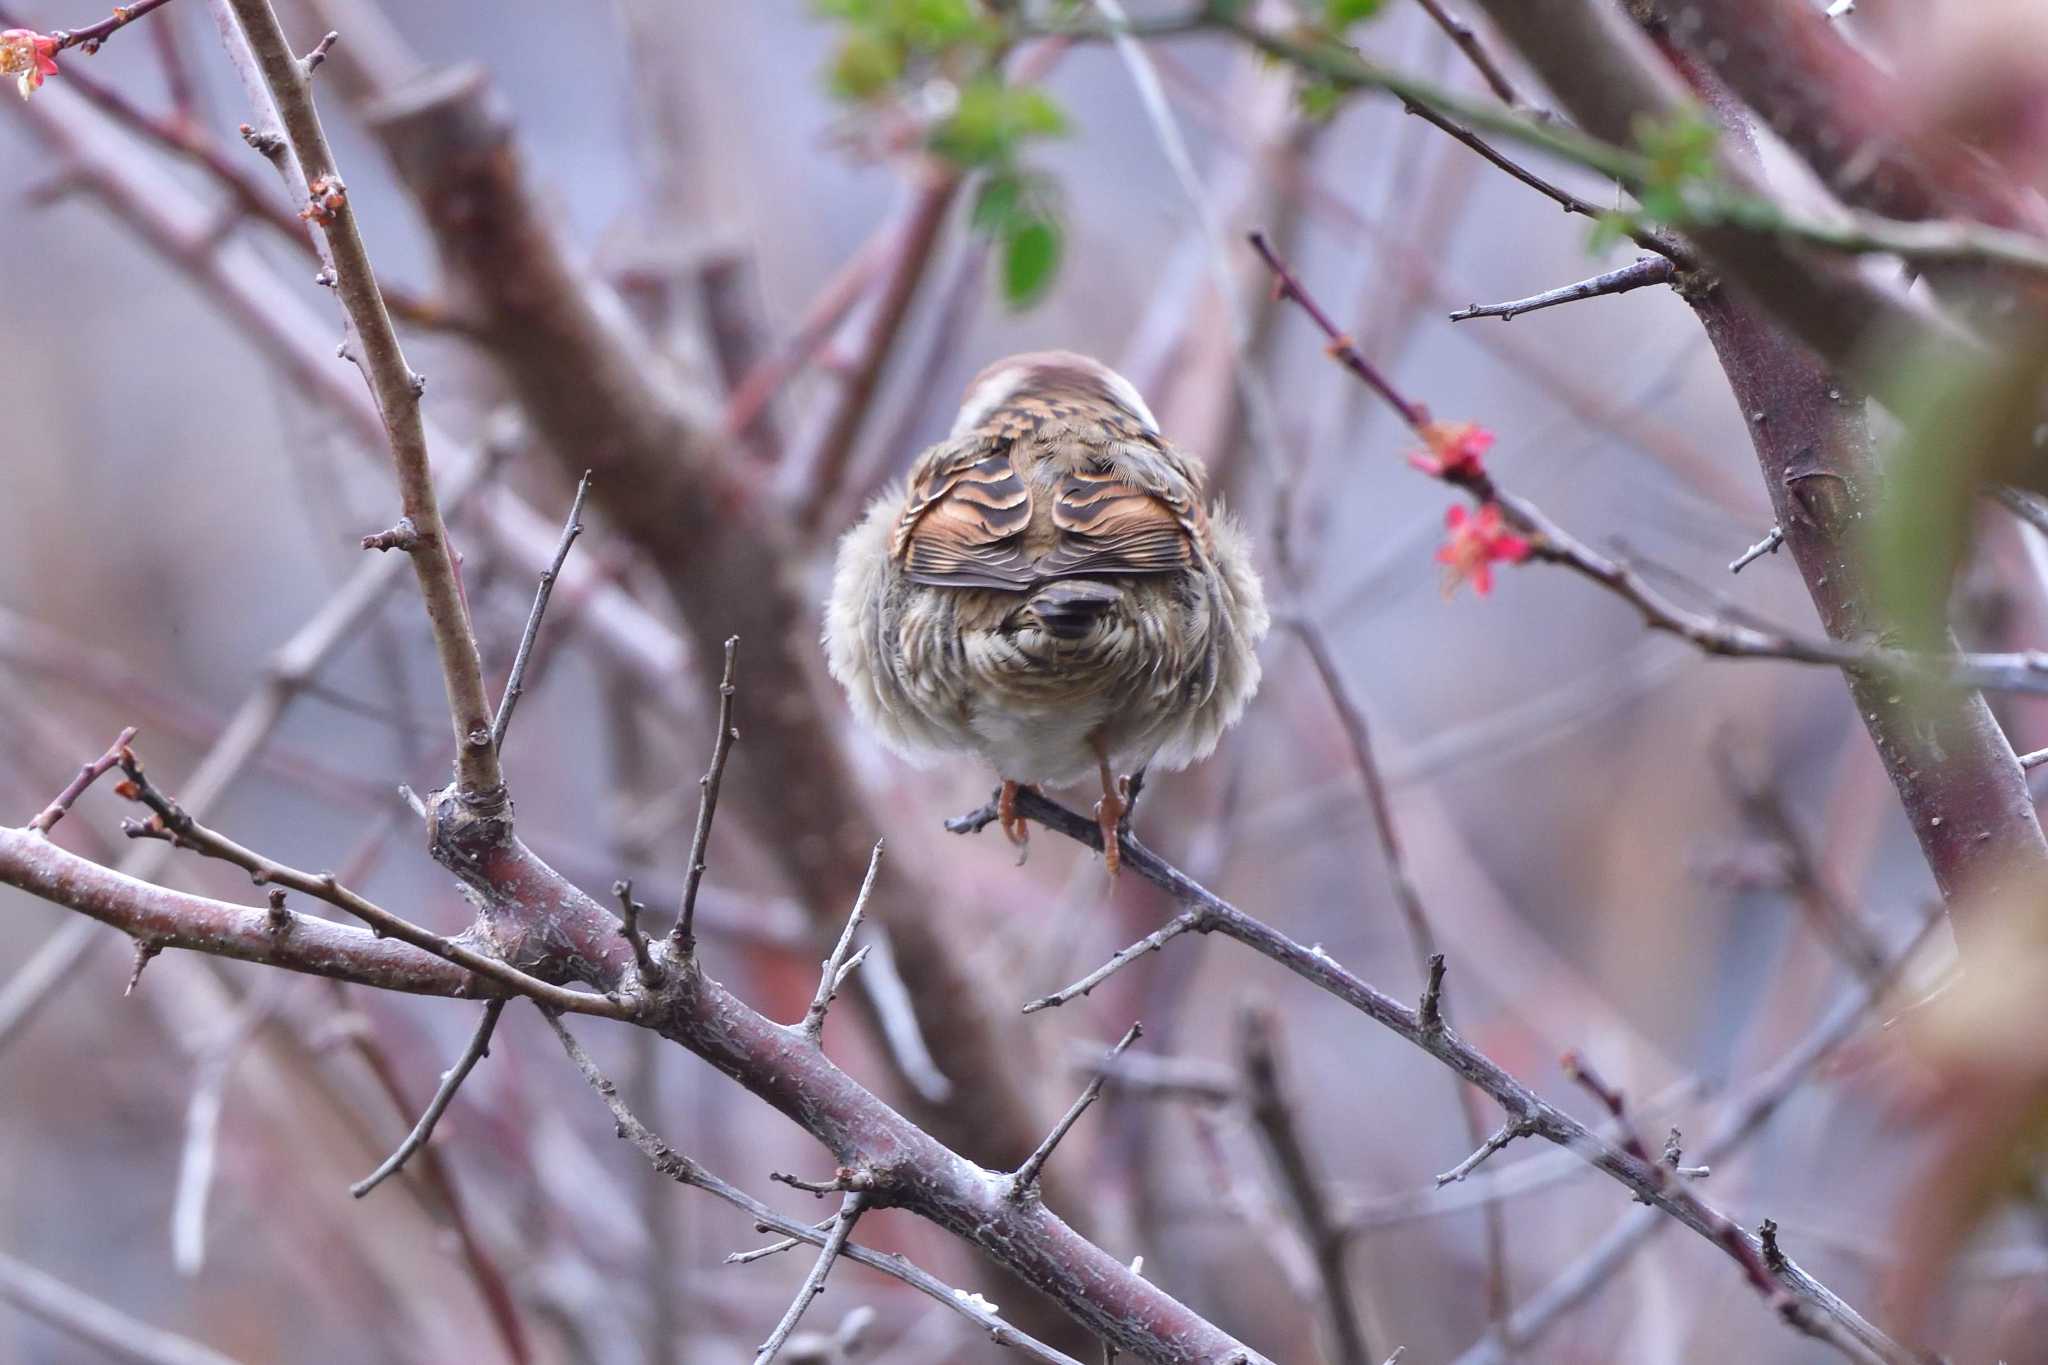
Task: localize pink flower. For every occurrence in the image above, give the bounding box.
[1436,503,1531,597]
[1,29,59,100]
[1408,420,1495,480]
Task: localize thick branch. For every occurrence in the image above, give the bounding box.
[0,825,478,998]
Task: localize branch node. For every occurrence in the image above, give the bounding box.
[1418,953,1447,1032]
[612,878,664,987]
[361,517,419,553]
[298,30,338,77]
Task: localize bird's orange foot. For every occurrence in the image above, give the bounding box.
[998,780,1033,866]
[1093,781,1126,877]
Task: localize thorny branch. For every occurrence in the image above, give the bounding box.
[217,0,500,798]
[950,785,1913,1365]
[350,998,506,1198]
[491,472,590,752]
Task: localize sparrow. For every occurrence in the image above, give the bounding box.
[825,350,1268,873]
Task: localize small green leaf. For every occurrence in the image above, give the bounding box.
[1296,79,1342,122]
[972,172,1022,234]
[931,80,1068,167]
[1586,211,1632,255]
[1323,0,1383,27]
[1002,217,1062,309]
[828,30,902,101]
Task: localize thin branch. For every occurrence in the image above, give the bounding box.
[1448,255,1675,321]
[216,0,500,796]
[753,1192,869,1365]
[1414,0,1522,106]
[1729,525,1785,573]
[48,0,179,52]
[800,842,882,1042]
[1457,910,1942,1363]
[545,1015,1091,1365]
[1251,229,2048,700]
[951,787,1913,1365]
[1436,1118,1536,1187]
[671,636,738,954]
[1286,616,1511,1317]
[350,998,506,1198]
[113,746,627,1018]
[491,471,590,752]
[1012,1023,1142,1200]
[0,1251,243,1365]
[24,725,137,835]
[1015,905,1199,1014]
[1240,1005,1375,1365]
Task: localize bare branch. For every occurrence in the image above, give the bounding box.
[1414,0,1522,106]
[112,746,626,1018]
[47,0,180,52]
[753,1192,869,1365]
[955,786,1912,1364]
[1436,1118,1536,1187]
[491,471,590,752]
[671,636,739,954]
[612,879,665,987]
[351,998,506,1198]
[800,842,882,1042]
[1448,256,1675,322]
[0,825,477,997]
[215,0,500,796]
[545,1015,1097,1365]
[1729,525,1785,574]
[1012,1023,1142,1200]
[0,1250,243,1365]
[24,725,138,835]
[1240,1005,1375,1365]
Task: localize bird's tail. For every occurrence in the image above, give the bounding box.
[1026,578,1122,642]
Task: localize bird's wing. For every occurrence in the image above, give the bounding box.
[1033,455,1205,579]
[891,436,1038,590]
[892,434,1211,589]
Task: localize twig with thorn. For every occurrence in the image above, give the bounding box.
[752,1192,868,1365]
[672,637,739,954]
[1012,1023,1142,1199]
[352,998,505,1198]
[800,842,882,1041]
[492,472,590,752]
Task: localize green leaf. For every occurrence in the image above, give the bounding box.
[1295,79,1342,122]
[1586,211,1632,255]
[931,80,1068,167]
[1323,0,1383,27]
[828,30,902,101]
[1001,217,1062,309]
[972,171,1023,234]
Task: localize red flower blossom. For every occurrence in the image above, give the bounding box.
[1,29,58,100]
[1408,420,1495,480]
[1436,502,1531,597]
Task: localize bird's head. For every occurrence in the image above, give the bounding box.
[949,350,1159,438]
